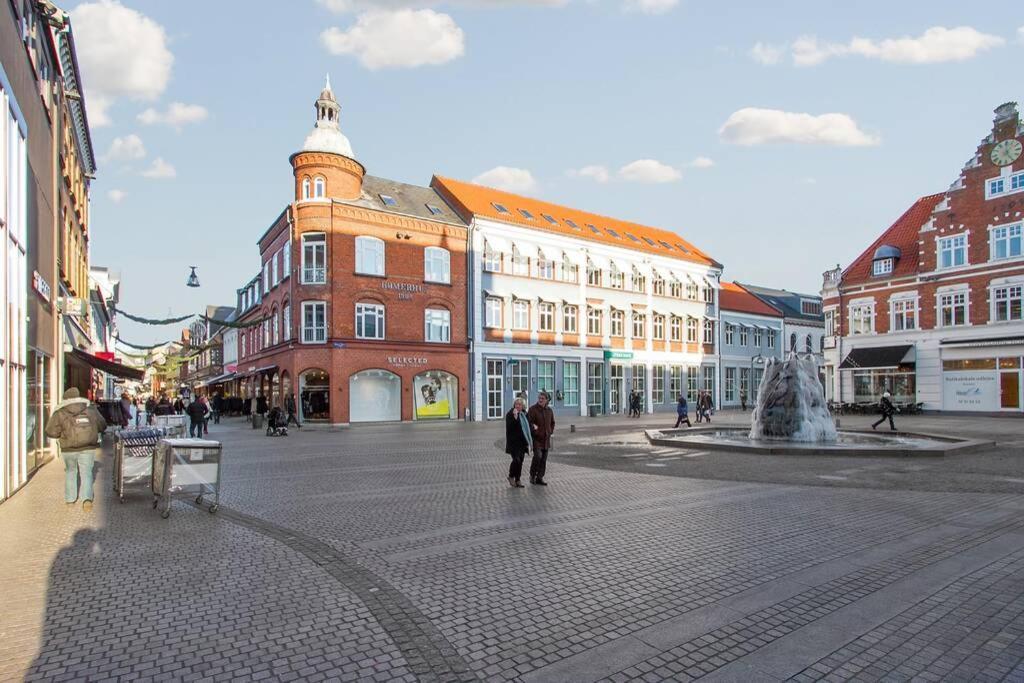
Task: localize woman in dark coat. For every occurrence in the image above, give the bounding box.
[504,397,532,488]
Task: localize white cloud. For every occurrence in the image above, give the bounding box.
[568,165,611,183]
[316,0,566,11]
[321,9,464,69]
[799,177,817,185]
[617,159,682,183]
[750,42,784,65]
[107,189,127,203]
[1017,26,1024,43]
[790,26,1004,66]
[70,0,174,126]
[719,108,880,147]
[689,156,715,169]
[141,157,176,179]
[622,0,677,14]
[472,166,537,193]
[102,134,146,162]
[138,102,209,130]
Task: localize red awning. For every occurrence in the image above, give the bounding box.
[70,349,146,381]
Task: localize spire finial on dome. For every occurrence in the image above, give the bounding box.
[325,73,331,91]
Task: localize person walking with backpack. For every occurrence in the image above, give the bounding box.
[45,388,107,510]
[674,395,691,428]
[872,391,897,431]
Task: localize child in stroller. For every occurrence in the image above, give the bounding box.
[265,406,289,437]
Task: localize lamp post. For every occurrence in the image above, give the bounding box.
[750,353,765,405]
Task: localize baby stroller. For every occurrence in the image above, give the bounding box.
[265,407,289,437]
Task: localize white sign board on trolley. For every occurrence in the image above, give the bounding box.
[942,372,998,411]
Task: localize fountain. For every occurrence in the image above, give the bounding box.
[645,353,990,457]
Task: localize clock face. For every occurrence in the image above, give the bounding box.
[991,139,1023,166]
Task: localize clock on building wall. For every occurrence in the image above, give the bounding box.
[990,139,1023,166]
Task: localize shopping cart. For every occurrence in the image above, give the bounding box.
[151,438,223,519]
[112,428,167,503]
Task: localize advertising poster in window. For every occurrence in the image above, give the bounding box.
[942,372,998,411]
[414,372,457,419]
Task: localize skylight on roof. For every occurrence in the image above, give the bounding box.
[625,233,640,242]
[519,209,534,220]
[542,214,558,225]
[492,203,510,214]
[642,237,656,246]
[605,228,621,238]
[658,240,674,250]
[565,219,580,229]
[673,243,691,253]
[379,194,397,207]
[426,204,444,216]
[587,224,600,234]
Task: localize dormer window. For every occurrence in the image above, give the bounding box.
[492,203,510,214]
[379,194,397,207]
[872,259,893,276]
[518,209,534,220]
[871,244,900,276]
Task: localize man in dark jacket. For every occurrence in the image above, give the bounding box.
[185,398,209,438]
[527,392,555,486]
[155,395,172,416]
[145,395,156,425]
[45,388,107,510]
[119,393,132,428]
[872,391,897,431]
[284,393,301,428]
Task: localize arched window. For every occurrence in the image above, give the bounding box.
[349,369,401,423]
[301,177,311,199]
[300,368,330,421]
[413,370,459,420]
[805,334,813,353]
[424,247,450,284]
[789,332,797,351]
[272,306,280,345]
[355,236,385,276]
[314,176,325,198]
[282,301,291,341]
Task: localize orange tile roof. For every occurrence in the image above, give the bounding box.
[842,193,943,287]
[431,175,719,267]
[719,282,782,317]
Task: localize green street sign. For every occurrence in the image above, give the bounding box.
[603,350,634,360]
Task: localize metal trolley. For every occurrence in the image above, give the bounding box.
[151,438,223,518]
[112,428,167,503]
[153,414,187,438]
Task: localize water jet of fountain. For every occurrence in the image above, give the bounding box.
[749,353,837,442]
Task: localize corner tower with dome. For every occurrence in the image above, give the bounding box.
[231,78,470,426]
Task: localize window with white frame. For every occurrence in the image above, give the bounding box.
[653,315,665,340]
[938,291,968,327]
[538,302,555,331]
[687,367,699,401]
[587,307,602,335]
[670,366,682,398]
[987,170,1024,199]
[537,361,555,395]
[849,303,874,335]
[536,255,554,280]
[754,327,762,346]
[610,309,625,337]
[703,286,715,304]
[739,326,748,346]
[938,234,967,269]
[301,233,326,283]
[824,309,837,337]
[424,308,451,342]
[562,305,578,333]
[890,297,917,331]
[587,261,601,286]
[561,255,578,282]
[356,302,385,339]
[241,334,247,357]
[314,176,325,198]
[991,224,1023,261]
[511,246,529,276]
[653,277,665,296]
[632,312,646,339]
[484,297,503,328]
[992,284,1022,322]
[669,280,682,298]
[272,309,279,344]
[512,300,529,329]
[302,302,326,343]
[262,317,270,347]
[725,367,736,402]
[355,236,385,276]
[483,242,502,272]
[301,177,310,199]
[563,362,580,406]
[262,262,270,291]
[283,241,290,278]
[271,253,278,286]
[767,328,776,348]
[424,247,451,284]
[686,317,697,343]
[703,320,714,344]
[610,266,624,289]
[872,259,893,276]
[670,316,682,342]
[632,272,646,293]
[283,302,291,341]
[686,281,698,300]
[724,323,734,345]
[652,366,665,404]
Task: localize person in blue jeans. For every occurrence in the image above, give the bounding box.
[45,388,107,511]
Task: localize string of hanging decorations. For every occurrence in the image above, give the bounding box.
[112,306,193,326]
[113,335,181,350]
[111,306,269,329]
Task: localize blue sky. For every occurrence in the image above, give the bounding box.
[72,0,1024,344]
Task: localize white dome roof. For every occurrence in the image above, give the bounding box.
[302,126,354,158]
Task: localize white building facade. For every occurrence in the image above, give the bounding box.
[432,176,722,420]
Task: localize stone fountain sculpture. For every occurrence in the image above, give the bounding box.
[749,353,837,442]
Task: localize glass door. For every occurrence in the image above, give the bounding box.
[610,364,624,413]
[486,359,504,419]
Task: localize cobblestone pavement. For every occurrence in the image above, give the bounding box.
[1,414,1023,682]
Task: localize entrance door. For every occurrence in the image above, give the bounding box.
[509,360,529,405]
[610,364,624,414]
[486,359,504,419]
[1000,371,1021,409]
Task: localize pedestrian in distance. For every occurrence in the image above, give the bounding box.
[872,391,897,431]
[186,397,209,438]
[212,392,223,425]
[145,395,156,425]
[45,388,107,511]
[173,396,184,415]
[527,391,555,486]
[701,391,714,424]
[156,394,173,416]
[740,387,748,412]
[285,392,302,429]
[119,392,132,429]
[674,395,692,428]
[695,391,704,423]
[199,395,212,435]
[504,396,532,488]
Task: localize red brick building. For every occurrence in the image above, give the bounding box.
[822,102,1024,412]
[234,79,469,424]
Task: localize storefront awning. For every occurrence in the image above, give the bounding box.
[839,345,915,370]
[240,365,277,377]
[941,335,1024,348]
[69,349,145,381]
[207,372,236,384]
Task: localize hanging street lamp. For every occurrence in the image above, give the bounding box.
[186,266,200,288]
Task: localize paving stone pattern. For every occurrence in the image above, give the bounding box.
[3,416,1024,682]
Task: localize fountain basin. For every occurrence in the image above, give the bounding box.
[646,427,993,457]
